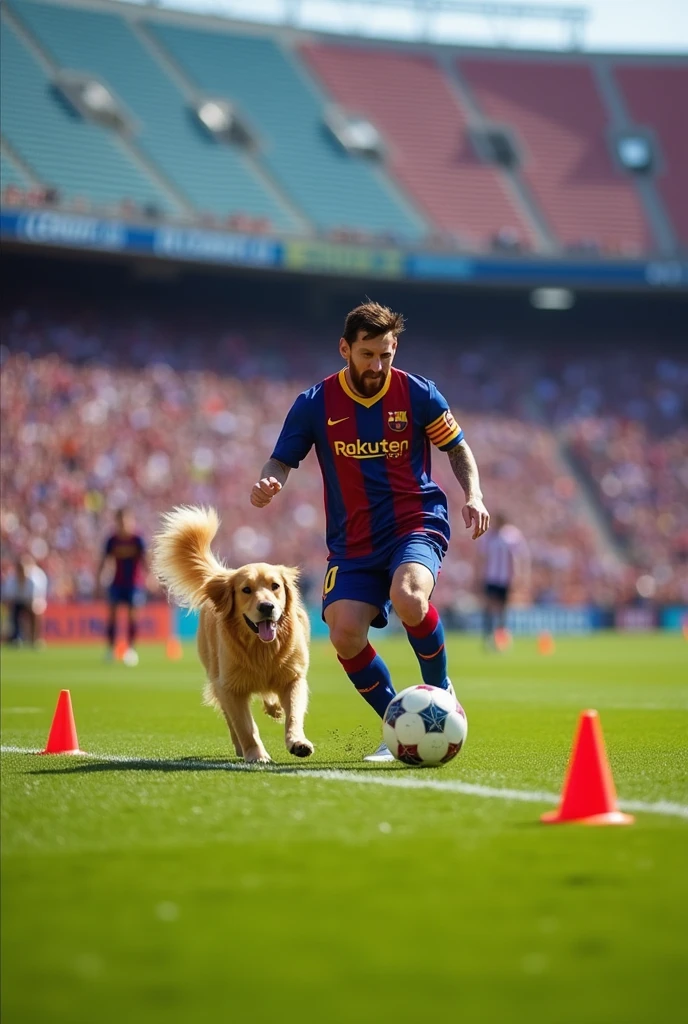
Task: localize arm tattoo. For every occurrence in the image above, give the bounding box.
[261,457,291,486]
[447,440,482,501]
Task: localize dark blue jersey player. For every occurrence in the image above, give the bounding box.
[251,301,490,761]
[96,509,147,665]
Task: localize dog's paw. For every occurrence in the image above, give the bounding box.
[288,739,314,758]
[262,700,284,721]
[243,746,272,764]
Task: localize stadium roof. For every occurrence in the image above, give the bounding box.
[124,0,688,54]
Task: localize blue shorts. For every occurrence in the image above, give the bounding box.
[108,584,138,607]
[321,534,445,629]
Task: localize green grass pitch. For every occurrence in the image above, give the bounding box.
[1,633,686,1024]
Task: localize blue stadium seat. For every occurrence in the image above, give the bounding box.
[148,22,425,239]
[0,14,174,213]
[9,0,297,229]
[1,152,29,189]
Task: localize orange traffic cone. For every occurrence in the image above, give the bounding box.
[114,638,127,660]
[541,710,633,825]
[494,627,512,651]
[39,690,85,755]
[537,631,555,655]
[166,636,183,660]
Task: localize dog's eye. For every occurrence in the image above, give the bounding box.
[271,582,280,591]
[241,586,252,594]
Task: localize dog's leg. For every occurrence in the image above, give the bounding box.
[282,678,314,758]
[221,691,271,763]
[222,711,244,759]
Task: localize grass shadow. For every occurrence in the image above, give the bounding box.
[28,754,406,776]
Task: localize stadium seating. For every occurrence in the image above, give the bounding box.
[300,43,533,250]
[8,0,296,228]
[613,63,688,247]
[0,14,174,213]
[0,152,29,189]
[147,22,426,241]
[460,57,652,253]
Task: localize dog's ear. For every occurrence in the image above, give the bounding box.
[203,572,235,617]
[280,567,301,614]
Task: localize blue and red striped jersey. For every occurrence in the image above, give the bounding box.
[104,534,145,588]
[271,368,464,560]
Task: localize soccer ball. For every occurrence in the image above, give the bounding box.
[383,685,467,766]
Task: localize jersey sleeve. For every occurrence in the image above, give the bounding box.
[271,392,315,469]
[425,382,464,451]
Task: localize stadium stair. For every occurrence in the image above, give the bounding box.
[438,53,555,252]
[8,0,297,228]
[460,56,653,254]
[1,147,33,189]
[147,22,427,241]
[1,7,175,213]
[591,60,675,255]
[613,62,688,249]
[301,41,534,250]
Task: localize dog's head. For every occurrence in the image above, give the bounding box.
[204,563,300,643]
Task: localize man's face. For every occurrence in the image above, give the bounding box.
[340,330,398,397]
[116,512,133,534]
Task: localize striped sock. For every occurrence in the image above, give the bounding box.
[403,604,449,689]
[338,643,396,719]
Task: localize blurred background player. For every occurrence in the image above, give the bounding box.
[1,554,48,648]
[480,513,530,650]
[96,509,147,666]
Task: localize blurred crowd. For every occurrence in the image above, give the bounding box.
[1,302,686,611]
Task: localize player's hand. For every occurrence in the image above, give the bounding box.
[462,498,490,540]
[250,477,282,508]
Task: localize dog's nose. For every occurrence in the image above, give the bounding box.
[257,601,275,617]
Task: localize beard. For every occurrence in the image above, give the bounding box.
[348,363,387,397]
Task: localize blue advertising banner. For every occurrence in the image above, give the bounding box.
[3,209,687,288]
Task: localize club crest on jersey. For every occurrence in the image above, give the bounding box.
[387,410,408,432]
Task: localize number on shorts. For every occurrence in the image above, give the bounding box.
[323,565,339,596]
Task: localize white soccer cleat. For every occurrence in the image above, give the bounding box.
[122,648,139,667]
[364,741,395,763]
[445,678,456,699]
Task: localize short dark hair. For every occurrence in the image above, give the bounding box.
[342,301,405,344]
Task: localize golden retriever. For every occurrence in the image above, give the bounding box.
[152,506,313,763]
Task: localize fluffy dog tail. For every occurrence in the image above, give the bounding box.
[152,505,228,609]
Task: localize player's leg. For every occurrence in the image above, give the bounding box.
[324,598,396,719]
[105,588,118,659]
[389,541,450,691]
[483,586,499,648]
[121,590,139,666]
[496,586,509,632]
[9,601,24,644]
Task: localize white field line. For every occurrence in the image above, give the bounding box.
[2,745,687,820]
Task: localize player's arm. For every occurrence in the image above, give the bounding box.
[447,441,490,540]
[251,392,314,508]
[423,381,489,540]
[95,551,111,594]
[251,458,292,508]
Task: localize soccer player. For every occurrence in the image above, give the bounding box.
[2,555,48,647]
[96,509,147,665]
[481,513,530,650]
[251,301,489,761]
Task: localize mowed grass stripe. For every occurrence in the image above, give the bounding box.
[3,745,687,819]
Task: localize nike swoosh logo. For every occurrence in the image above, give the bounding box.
[327,417,349,426]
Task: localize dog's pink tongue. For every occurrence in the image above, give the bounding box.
[258,620,277,642]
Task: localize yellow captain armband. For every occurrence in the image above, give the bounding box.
[426,410,461,448]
